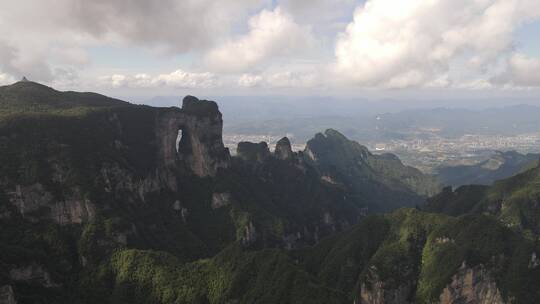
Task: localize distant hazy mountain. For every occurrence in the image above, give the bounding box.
[233,108,540,147]
[146,96,540,142]
[436,151,540,187]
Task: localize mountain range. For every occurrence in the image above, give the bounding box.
[436,150,540,187]
[0,81,538,304]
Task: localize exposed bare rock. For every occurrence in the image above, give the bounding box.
[173,200,182,210]
[241,221,257,245]
[435,236,454,244]
[100,163,165,200]
[439,263,504,304]
[359,269,413,304]
[236,142,271,162]
[323,212,334,226]
[303,129,441,213]
[212,192,232,209]
[8,184,95,225]
[321,175,339,185]
[9,184,53,216]
[180,207,189,223]
[529,252,540,269]
[0,285,16,304]
[51,199,95,225]
[274,137,294,160]
[157,96,230,178]
[9,264,59,288]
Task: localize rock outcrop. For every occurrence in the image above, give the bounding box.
[212,192,232,209]
[0,285,16,304]
[359,281,412,304]
[236,142,271,162]
[8,184,95,225]
[303,129,440,212]
[359,267,413,304]
[274,137,294,160]
[439,263,504,304]
[157,95,230,178]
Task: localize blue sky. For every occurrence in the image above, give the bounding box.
[1,0,540,100]
[516,20,540,57]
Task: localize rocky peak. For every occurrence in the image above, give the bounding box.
[157,95,230,177]
[304,128,370,165]
[181,95,220,117]
[274,137,294,160]
[237,142,271,162]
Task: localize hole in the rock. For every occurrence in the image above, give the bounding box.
[176,129,183,153]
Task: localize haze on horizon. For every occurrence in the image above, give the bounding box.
[1,0,540,103]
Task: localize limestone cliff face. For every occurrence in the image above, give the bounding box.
[359,267,413,304]
[439,263,504,304]
[358,264,505,304]
[157,95,230,178]
[359,282,412,304]
[8,183,95,225]
[236,141,271,162]
[3,94,231,229]
[274,137,294,160]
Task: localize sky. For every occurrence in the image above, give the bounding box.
[1,0,540,100]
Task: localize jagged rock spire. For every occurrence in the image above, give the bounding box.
[275,137,294,160]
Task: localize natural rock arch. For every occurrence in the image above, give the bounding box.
[157,96,230,177]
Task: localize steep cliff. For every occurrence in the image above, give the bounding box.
[426,163,540,237]
[0,83,239,302]
[274,137,294,160]
[158,96,230,178]
[304,129,441,213]
[439,263,504,304]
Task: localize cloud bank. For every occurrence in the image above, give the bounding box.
[99,70,219,89]
[1,0,540,92]
[335,0,540,88]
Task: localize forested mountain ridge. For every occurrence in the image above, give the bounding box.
[436,150,540,187]
[0,81,538,303]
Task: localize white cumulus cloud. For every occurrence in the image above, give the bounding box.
[0,0,267,83]
[334,0,540,88]
[238,74,264,87]
[494,53,540,87]
[99,69,219,89]
[205,7,315,72]
[237,69,320,88]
